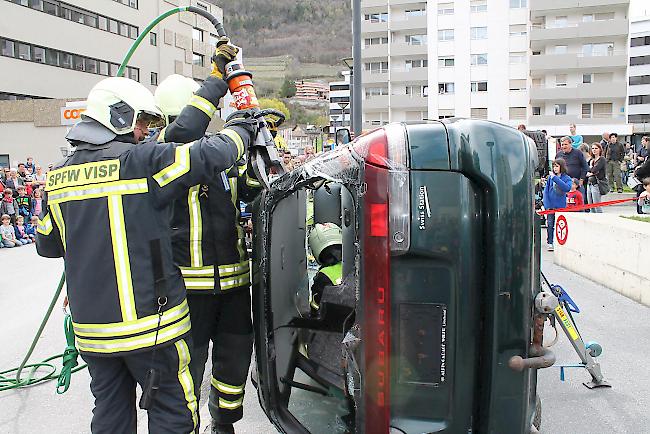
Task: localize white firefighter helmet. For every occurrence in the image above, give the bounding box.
[308,223,342,264]
[82,77,163,136]
[154,74,200,124]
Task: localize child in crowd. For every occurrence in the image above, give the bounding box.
[639,177,650,214]
[14,215,33,244]
[26,216,38,241]
[0,189,18,224]
[31,188,43,218]
[1,214,20,247]
[15,185,32,220]
[566,178,584,211]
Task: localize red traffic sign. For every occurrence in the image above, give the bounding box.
[556,215,568,245]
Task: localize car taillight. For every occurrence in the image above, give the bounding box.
[357,124,410,433]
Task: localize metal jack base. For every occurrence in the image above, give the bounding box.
[584,379,611,389]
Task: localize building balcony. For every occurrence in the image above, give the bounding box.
[529,114,627,126]
[389,0,428,6]
[529,81,627,101]
[362,71,389,84]
[390,94,428,109]
[391,15,427,31]
[529,52,627,73]
[389,42,428,57]
[361,20,388,34]
[530,19,629,45]
[391,68,428,82]
[363,95,390,110]
[530,0,630,18]
[362,44,389,59]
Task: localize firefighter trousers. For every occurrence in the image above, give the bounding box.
[187,290,254,425]
[81,338,198,434]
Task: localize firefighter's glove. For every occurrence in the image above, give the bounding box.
[195,75,230,108]
[224,109,260,143]
[211,37,239,80]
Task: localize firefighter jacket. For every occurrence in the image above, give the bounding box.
[310,262,343,310]
[160,78,262,295]
[36,121,252,356]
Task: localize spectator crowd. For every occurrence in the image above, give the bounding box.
[0,157,45,248]
[535,124,650,252]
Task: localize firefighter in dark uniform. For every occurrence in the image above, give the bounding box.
[154,70,262,434]
[308,223,343,312]
[35,44,255,434]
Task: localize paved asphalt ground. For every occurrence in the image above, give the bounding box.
[1,198,647,434]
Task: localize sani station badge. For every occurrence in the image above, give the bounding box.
[418,186,431,230]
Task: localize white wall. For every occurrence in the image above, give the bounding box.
[0,122,70,168]
[554,213,650,306]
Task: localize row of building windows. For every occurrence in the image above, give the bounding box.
[365,52,526,72]
[531,103,613,118]
[631,36,650,48]
[631,55,650,66]
[630,75,650,86]
[1,37,140,81]
[0,91,49,100]
[630,95,650,105]
[6,0,139,39]
[629,115,650,123]
[365,0,524,22]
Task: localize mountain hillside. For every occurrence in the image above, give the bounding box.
[219,0,352,65]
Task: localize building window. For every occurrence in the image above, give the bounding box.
[193,28,204,42]
[554,45,568,54]
[438,57,454,67]
[509,79,526,91]
[509,0,527,8]
[364,12,388,23]
[595,12,615,21]
[470,0,487,13]
[470,53,488,65]
[150,32,157,46]
[406,59,428,69]
[629,95,650,105]
[0,91,49,100]
[193,53,204,67]
[470,27,488,40]
[471,81,488,92]
[583,103,612,118]
[554,104,567,115]
[127,67,139,81]
[12,0,139,39]
[583,14,594,22]
[406,34,427,45]
[437,29,454,42]
[629,115,650,123]
[630,75,650,85]
[405,85,427,97]
[509,52,526,64]
[331,84,350,91]
[406,8,426,17]
[437,83,455,94]
[631,36,650,48]
[532,106,541,116]
[113,0,138,8]
[581,103,592,118]
[631,55,650,66]
[17,42,31,60]
[471,108,488,119]
[437,3,454,15]
[553,16,568,28]
[365,61,388,73]
[195,2,208,11]
[365,87,388,98]
[582,73,593,84]
[509,24,527,36]
[151,72,158,86]
[365,37,388,46]
[582,43,614,57]
[509,107,527,120]
[555,74,567,87]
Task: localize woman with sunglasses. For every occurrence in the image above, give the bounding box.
[586,142,606,213]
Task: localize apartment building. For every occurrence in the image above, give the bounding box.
[528,0,631,140]
[328,71,351,135]
[0,0,224,165]
[628,15,650,145]
[360,0,530,130]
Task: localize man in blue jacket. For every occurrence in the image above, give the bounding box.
[543,158,573,251]
[556,136,588,204]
